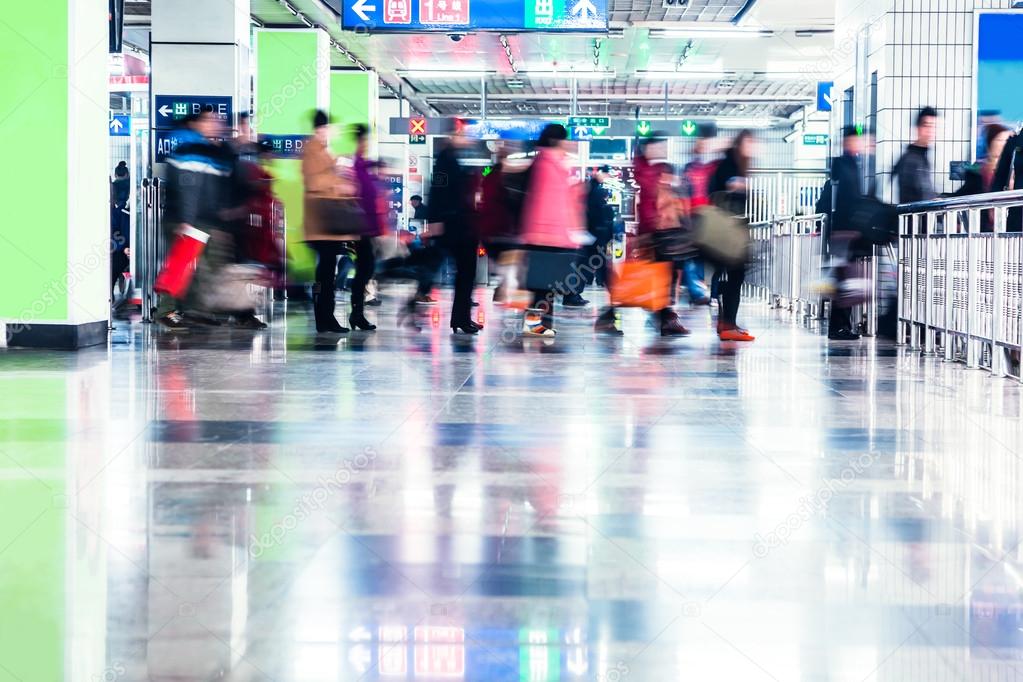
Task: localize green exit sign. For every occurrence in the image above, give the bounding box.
[569,116,610,128]
[680,119,698,137]
[636,120,652,137]
[803,134,830,146]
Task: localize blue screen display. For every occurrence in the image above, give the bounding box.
[977,13,1023,157]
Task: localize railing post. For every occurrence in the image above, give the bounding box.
[924,212,936,355]
[943,209,954,361]
[992,206,1006,378]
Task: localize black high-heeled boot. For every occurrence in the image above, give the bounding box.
[313,287,348,333]
[349,307,377,331]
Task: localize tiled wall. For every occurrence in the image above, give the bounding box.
[835,0,1018,201]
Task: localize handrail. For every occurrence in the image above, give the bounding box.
[897,189,1023,214]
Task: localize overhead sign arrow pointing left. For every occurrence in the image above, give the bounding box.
[158,105,173,118]
[352,0,377,22]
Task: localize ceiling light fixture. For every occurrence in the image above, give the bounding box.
[648,28,774,39]
[399,69,496,79]
[636,70,732,80]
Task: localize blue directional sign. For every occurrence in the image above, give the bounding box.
[109,114,131,137]
[154,95,234,129]
[816,81,834,112]
[342,0,607,32]
[258,134,309,159]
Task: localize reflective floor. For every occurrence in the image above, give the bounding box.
[2,289,1023,681]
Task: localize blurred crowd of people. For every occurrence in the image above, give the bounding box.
[144,106,762,341]
[132,102,1019,342]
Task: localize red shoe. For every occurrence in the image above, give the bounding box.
[719,326,755,342]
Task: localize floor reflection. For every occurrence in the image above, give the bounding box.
[1,295,1023,681]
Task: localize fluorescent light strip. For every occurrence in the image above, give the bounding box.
[648,28,774,39]
[399,70,496,79]
[635,71,732,80]
[399,70,616,80]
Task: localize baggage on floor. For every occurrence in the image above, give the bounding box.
[154,226,210,299]
[200,264,269,312]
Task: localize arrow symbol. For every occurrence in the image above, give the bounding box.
[571,0,597,18]
[636,121,651,136]
[681,120,696,136]
[109,118,124,131]
[158,105,173,118]
[352,0,376,22]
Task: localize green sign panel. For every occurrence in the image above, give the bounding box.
[568,116,610,128]
[636,120,652,137]
[680,119,698,137]
[803,134,830,146]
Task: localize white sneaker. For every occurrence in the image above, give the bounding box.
[523,311,556,337]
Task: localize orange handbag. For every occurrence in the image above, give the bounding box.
[609,260,672,312]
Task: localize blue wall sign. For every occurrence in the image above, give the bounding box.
[109,115,131,137]
[342,0,607,32]
[258,134,309,159]
[154,95,234,129]
[384,174,404,214]
[816,82,834,112]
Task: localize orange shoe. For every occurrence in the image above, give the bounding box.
[719,327,755,342]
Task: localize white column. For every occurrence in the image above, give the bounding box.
[151,0,252,162]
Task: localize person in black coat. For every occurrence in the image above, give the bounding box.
[427,133,480,334]
[826,126,869,340]
[893,107,938,204]
[708,130,756,342]
[564,166,614,307]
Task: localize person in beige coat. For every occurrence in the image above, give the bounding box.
[302,110,366,333]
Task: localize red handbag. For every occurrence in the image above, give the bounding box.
[154,226,210,299]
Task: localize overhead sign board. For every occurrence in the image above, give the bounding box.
[409,116,427,144]
[802,133,830,146]
[343,0,607,32]
[816,81,834,112]
[568,116,610,128]
[459,118,549,141]
[154,95,233,129]
[109,114,131,137]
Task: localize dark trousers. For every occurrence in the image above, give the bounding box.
[310,239,375,323]
[829,302,853,334]
[111,250,129,290]
[408,240,444,297]
[531,290,555,328]
[447,236,477,325]
[719,263,746,327]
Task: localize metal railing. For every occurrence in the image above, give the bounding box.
[746,170,828,224]
[138,178,165,322]
[897,190,1023,379]
[746,213,827,321]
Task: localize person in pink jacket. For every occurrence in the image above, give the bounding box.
[519,124,584,336]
